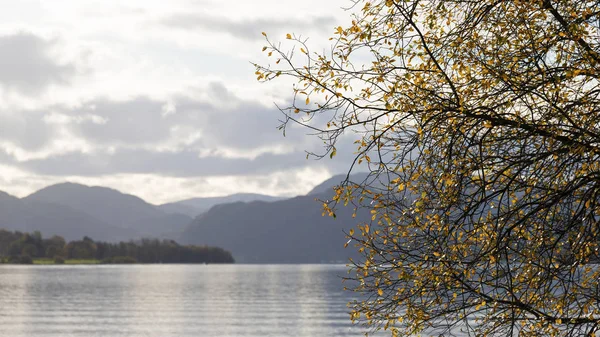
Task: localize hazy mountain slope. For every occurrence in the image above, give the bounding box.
[131,212,192,239]
[179,192,369,263]
[0,190,135,241]
[156,203,200,218]
[307,172,371,196]
[0,191,28,229]
[25,183,162,228]
[0,191,22,212]
[24,182,192,238]
[160,193,286,217]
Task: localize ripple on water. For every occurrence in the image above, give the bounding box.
[0,264,371,337]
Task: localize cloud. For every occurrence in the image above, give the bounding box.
[14,148,310,176]
[160,13,335,40]
[0,164,333,204]
[0,108,58,151]
[0,0,360,202]
[0,81,359,180]
[0,32,77,94]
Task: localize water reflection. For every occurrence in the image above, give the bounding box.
[0,265,370,337]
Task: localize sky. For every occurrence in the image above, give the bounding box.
[0,0,360,204]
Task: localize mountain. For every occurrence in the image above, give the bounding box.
[0,190,135,241]
[158,193,286,217]
[0,190,20,208]
[1,173,376,261]
[156,203,200,218]
[26,183,163,228]
[179,190,370,264]
[307,172,371,196]
[24,182,192,239]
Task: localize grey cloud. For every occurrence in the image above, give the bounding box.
[160,13,336,40]
[0,32,76,93]
[63,90,286,149]
[176,97,285,150]
[72,98,178,146]
[0,109,56,150]
[0,82,301,154]
[13,139,356,178]
[0,81,357,178]
[15,148,311,177]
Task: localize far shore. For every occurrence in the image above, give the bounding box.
[0,257,241,265]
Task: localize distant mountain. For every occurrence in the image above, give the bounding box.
[179,191,370,264]
[24,182,192,239]
[156,203,200,218]
[307,172,371,196]
[159,193,286,217]
[0,191,20,208]
[0,190,135,241]
[0,174,379,261]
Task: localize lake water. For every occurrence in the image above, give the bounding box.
[0,264,371,337]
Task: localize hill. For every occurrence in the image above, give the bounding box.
[158,193,285,217]
[1,173,376,261]
[24,182,192,239]
[0,190,135,241]
[307,172,371,196]
[179,174,373,263]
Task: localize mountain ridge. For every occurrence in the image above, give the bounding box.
[24,182,188,237]
[0,173,372,262]
[179,174,373,263]
[159,192,286,217]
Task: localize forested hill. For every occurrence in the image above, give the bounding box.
[0,229,234,264]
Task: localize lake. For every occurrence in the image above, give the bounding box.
[0,264,371,337]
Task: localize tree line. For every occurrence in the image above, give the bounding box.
[0,229,234,264]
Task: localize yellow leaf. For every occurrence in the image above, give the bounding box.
[261,32,267,37]
[286,33,292,39]
[377,289,383,296]
[305,97,310,105]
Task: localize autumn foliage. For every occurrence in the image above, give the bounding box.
[256,0,600,336]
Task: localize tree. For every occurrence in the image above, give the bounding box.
[21,244,37,257]
[65,237,97,260]
[255,0,600,336]
[44,235,66,258]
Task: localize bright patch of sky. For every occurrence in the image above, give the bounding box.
[0,0,361,203]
